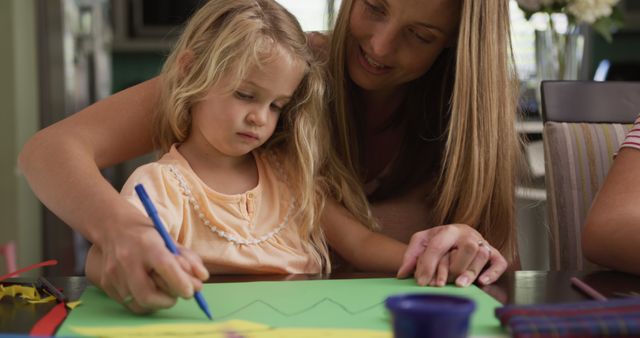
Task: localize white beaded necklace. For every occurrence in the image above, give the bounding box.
[167,164,295,246]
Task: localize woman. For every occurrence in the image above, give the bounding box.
[19,0,521,312]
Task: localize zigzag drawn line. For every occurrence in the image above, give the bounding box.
[215,297,384,319]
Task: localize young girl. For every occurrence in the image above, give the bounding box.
[85,0,409,311]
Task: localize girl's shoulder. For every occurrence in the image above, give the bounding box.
[253,148,281,163]
[254,149,290,183]
[126,161,169,184]
[124,146,186,189]
[120,160,179,201]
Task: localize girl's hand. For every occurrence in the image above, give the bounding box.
[396,224,508,287]
[90,219,209,314]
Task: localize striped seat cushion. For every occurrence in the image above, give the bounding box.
[543,122,633,270]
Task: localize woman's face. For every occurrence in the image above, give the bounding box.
[347,0,460,94]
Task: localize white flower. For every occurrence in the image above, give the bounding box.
[566,0,620,24]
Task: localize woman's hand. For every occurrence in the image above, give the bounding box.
[87,218,209,314]
[396,224,508,287]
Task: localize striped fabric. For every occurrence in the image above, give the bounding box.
[495,297,640,338]
[621,116,640,150]
[543,122,634,271]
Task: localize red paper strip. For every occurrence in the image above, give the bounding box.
[29,301,68,336]
[0,259,58,283]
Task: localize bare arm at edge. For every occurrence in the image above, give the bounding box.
[583,147,640,275]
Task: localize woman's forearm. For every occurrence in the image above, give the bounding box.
[19,133,127,243]
[17,78,160,245]
[353,232,407,272]
[322,199,405,272]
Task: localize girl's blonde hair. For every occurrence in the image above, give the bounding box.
[154,0,342,272]
[328,0,524,263]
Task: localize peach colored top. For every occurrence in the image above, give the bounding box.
[120,145,321,274]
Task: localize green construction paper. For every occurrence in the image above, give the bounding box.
[56,278,504,336]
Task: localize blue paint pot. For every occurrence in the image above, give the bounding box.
[385,294,476,338]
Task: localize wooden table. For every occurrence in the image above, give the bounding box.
[2,270,639,334]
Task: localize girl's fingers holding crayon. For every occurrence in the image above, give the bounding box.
[119,289,154,315]
[94,215,183,312]
[175,255,191,273]
[149,269,201,301]
[176,245,210,281]
[148,247,195,299]
[127,264,177,311]
[124,297,156,315]
[174,255,204,293]
[124,301,148,314]
[100,276,129,308]
[150,271,172,297]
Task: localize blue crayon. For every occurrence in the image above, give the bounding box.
[135,184,212,320]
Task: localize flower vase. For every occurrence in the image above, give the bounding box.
[534,14,585,112]
[535,24,585,81]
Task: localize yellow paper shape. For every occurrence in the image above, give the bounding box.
[66,300,82,309]
[244,328,390,337]
[71,320,266,338]
[0,284,54,302]
[71,320,390,338]
[27,295,56,304]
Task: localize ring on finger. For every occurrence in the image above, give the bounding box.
[483,243,492,258]
[122,295,134,304]
[476,240,493,258]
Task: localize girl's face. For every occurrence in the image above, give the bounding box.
[347,0,460,94]
[189,47,305,158]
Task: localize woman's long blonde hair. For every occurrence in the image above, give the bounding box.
[328,0,523,263]
[153,0,341,271]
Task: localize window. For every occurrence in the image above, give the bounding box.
[510,1,536,82]
[275,0,341,31]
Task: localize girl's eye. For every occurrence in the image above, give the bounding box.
[270,103,284,113]
[408,28,433,44]
[363,0,385,16]
[235,91,253,100]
